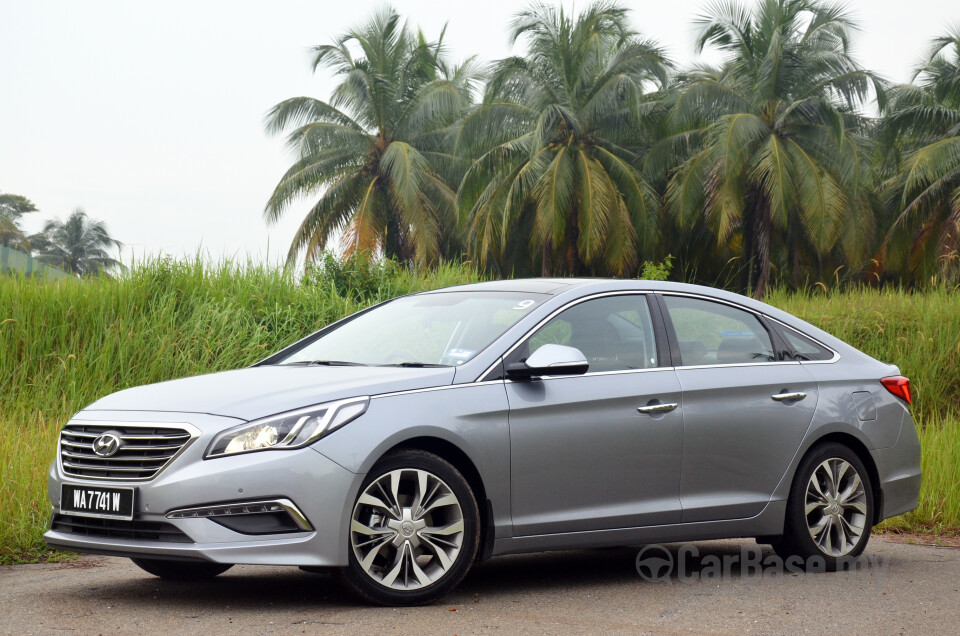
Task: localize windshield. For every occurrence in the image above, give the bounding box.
[277,292,547,367]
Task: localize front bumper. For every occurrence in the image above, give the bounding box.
[44,411,362,566]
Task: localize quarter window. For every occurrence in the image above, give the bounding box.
[515,295,658,372]
[779,326,834,361]
[662,296,775,366]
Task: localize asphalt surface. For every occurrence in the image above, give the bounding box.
[2,537,958,635]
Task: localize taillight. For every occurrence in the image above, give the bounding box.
[881,376,911,404]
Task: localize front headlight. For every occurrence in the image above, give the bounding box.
[205,397,369,458]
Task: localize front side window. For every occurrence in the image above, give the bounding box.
[512,295,658,373]
[663,295,775,366]
[278,292,546,367]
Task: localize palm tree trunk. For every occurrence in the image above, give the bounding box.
[753,201,772,299]
[541,241,552,276]
[384,218,401,262]
[567,208,585,276]
[791,243,802,289]
[741,211,755,294]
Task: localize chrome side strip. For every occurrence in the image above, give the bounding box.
[372,380,506,400]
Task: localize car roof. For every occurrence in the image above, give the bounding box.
[422,278,584,294]
[424,277,746,296]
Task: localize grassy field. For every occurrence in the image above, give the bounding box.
[1,260,957,562]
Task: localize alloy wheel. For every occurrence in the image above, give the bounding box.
[350,468,465,590]
[804,458,868,557]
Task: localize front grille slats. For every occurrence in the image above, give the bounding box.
[113,444,185,452]
[62,461,161,473]
[108,433,191,441]
[59,423,193,481]
[51,514,192,543]
[61,450,173,463]
[61,440,92,449]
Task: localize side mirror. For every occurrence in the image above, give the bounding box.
[505,344,589,380]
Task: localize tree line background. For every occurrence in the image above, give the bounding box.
[263,0,960,298]
[4,0,958,297]
[0,194,123,277]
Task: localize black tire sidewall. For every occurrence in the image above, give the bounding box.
[341,449,480,606]
[783,442,874,570]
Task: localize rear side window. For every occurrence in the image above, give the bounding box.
[778,326,834,361]
[662,295,775,366]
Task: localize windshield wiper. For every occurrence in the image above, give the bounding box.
[380,362,452,368]
[283,360,369,367]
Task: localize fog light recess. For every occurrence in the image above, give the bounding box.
[166,499,313,534]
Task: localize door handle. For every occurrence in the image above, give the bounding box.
[771,392,807,402]
[637,402,679,414]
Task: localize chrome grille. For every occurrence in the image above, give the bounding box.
[59,423,195,480]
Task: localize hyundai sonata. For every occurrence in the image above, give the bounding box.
[45,279,921,605]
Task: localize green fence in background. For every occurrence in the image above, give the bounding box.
[0,247,71,280]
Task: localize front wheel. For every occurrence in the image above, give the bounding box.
[340,450,480,606]
[131,558,232,580]
[771,442,874,570]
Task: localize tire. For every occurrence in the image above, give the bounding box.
[340,449,480,606]
[131,558,232,580]
[771,442,875,571]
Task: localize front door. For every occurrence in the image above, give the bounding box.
[506,294,684,536]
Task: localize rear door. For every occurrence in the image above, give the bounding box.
[505,293,684,535]
[656,293,819,523]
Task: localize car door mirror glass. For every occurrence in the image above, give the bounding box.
[506,344,589,379]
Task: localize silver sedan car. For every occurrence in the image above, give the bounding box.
[45,279,921,605]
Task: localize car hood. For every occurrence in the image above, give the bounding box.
[83,365,456,421]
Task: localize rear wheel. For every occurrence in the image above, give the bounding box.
[131,558,232,580]
[341,450,480,606]
[771,442,874,570]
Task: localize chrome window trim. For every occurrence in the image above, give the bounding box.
[673,360,802,371]
[57,421,201,483]
[504,365,678,383]
[466,288,841,382]
[477,290,657,382]
[656,291,842,368]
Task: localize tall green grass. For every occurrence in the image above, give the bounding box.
[767,286,960,420]
[0,257,481,562]
[1,261,957,561]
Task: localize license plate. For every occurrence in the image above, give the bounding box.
[60,484,135,520]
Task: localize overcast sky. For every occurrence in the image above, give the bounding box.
[1,0,956,266]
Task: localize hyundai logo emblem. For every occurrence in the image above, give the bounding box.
[92,433,122,457]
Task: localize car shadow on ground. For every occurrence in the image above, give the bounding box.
[44,541,803,610]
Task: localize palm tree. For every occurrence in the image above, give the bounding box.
[265,8,477,267]
[0,192,37,251]
[457,2,669,276]
[30,209,123,277]
[879,27,960,280]
[663,0,883,297]
[0,215,30,252]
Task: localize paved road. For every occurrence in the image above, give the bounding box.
[2,537,958,635]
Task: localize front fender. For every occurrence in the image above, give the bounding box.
[311,382,512,535]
